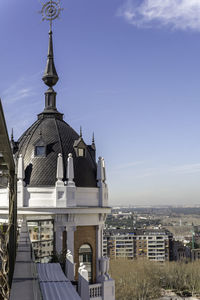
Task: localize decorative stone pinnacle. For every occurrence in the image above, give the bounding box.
[17,154,25,181]
[67,153,75,186]
[56,152,64,183]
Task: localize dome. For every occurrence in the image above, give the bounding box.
[17,112,97,187]
[15,30,97,188]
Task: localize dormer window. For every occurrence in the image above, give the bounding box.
[73,137,86,158]
[78,148,85,157]
[34,136,46,157]
[35,146,46,157]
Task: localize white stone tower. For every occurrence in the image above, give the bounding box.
[0,3,115,299]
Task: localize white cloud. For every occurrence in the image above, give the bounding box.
[169,163,200,174]
[1,71,42,104]
[3,87,33,103]
[118,0,200,31]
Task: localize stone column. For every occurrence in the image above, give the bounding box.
[66,226,76,256]
[17,154,25,207]
[55,225,64,254]
[96,224,103,278]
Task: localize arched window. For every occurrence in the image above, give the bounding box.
[79,244,93,282]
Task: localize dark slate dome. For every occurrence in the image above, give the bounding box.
[17,112,97,187]
[16,30,97,187]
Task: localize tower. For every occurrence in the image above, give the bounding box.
[0,1,115,299]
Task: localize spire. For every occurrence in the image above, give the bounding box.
[92,132,95,145]
[39,0,63,114]
[80,126,82,138]
[91,132,96,154]
[11,128,14,142]
[42,30,59,112]
[10,128,18,154]
[42,30,59,88]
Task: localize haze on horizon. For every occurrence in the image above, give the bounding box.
[1,0,200,207]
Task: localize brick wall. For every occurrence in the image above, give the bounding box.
[74,226,96,283]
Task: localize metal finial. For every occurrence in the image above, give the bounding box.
[92,132,95,145]
[80,126,82,138]
[42,29,59,88]
[40,1,62,88]
[40,0,63,31]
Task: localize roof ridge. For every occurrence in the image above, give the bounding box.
[54,118,65,179]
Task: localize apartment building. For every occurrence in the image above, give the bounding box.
[172,240,191,261]
[28,219,54,262]
[103,228,173,261]
[103,229,135,259]
[138,229,173,262]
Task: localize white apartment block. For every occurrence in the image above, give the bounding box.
[104,229,173,261]
[103,233,135,259]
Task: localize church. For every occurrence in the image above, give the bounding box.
[0,1,115,299]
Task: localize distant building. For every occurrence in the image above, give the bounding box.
[135,234,147,259]
[28,219,54,262]
[103,228,173,262]
[103,230,135,259]
[191,249,200,261]
[172,240,191,261]
[139,229,173,262]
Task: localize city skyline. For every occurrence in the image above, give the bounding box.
[1,0,200,206]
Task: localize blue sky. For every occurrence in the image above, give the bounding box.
[1,0,200,206]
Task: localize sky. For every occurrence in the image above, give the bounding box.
[1,0,200,206]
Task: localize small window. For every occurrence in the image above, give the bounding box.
[35,146,45,157]
[78,148,85,157]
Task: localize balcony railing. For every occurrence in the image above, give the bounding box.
[89,283,102,299]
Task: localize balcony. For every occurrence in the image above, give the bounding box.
[89,283,102,300]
